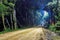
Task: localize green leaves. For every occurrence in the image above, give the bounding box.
[8,2,14,8]
[0,0,15,16]
[0,3,6,12]
[49,25,56,32]
[0,3,8,15]
[0,3,9,17]
[3,0,8,4]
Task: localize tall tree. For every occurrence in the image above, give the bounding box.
[0,3,7,30]
[9,2,17,29]
[13,10,17,29]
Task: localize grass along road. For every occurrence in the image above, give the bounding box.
[0,27,60,40]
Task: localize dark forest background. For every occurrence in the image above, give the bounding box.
[0,0,60,33]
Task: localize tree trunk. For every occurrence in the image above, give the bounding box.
[10,14,13,30]
[2,13,6,30]
[13,10,17,29]
[5,18,10,30]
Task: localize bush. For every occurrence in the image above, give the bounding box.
[49,25,56,32]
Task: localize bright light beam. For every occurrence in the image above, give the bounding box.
[43,11,49,18]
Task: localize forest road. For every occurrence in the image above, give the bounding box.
[0,27,59,40]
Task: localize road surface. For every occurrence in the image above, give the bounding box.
[0,27,59,40]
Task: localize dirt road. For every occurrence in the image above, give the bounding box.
[0,27,59,40]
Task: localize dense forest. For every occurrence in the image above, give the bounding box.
[0,0,17,31]
[0,0,60,40]
[0,0,60,33]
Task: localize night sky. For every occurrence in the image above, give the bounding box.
[15,0,54,27]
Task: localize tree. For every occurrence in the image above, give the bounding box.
[0,3,8,30]
[13,10,17,29]
[0,0,17,31]
[8,2,17,29]
[47,1,60,23]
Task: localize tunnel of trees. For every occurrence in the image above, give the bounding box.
[0,0,60,32]
[15,0,55,27]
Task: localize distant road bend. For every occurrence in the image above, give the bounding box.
[0,27,59,40]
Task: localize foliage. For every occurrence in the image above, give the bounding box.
[0,3,8,15]
[0,0,15,16]
[49,25,56,32]
[47,0,60,32]
[0,0,60,33]
[0,27,27,34]
[3,0,8,4]
[0,0,17,31]
[8,2,14,8]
